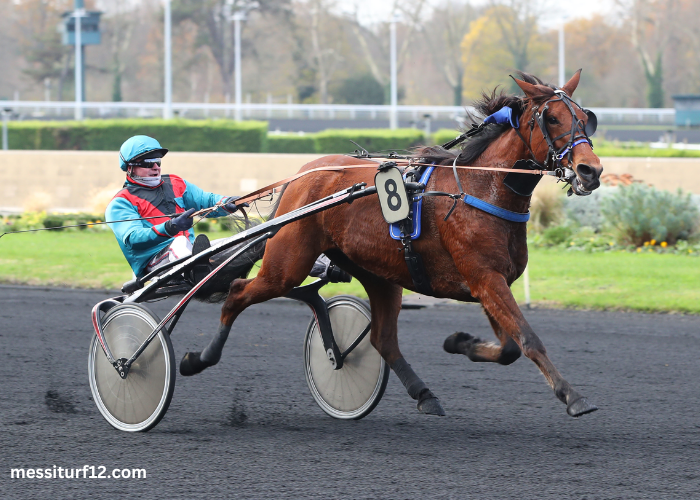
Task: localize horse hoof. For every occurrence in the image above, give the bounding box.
[417,397,446,416]
[567,397,598,417]
[179,351,208,376]
[443,332,474,354]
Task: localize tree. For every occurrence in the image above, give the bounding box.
[293,0,345,104]
[102,1,135,102]
[420,1,478,106]
[487,0,542,76]
[555,15,644,107]
[172,0,291,101]
[13,0,73,100]
[330,73,384,104]
[622,0,677,107]
[349,0,427,103]
[460,5,548,102]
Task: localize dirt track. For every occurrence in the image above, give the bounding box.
[2,285,699,499]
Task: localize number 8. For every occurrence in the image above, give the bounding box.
[385,179,402,211]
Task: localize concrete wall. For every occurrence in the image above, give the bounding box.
[1,151,699,213]
[0,151,319,213]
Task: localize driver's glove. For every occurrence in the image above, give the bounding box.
[165,208,196,235]
[222,196,249,213]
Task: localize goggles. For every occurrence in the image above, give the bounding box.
[128,158,162,167]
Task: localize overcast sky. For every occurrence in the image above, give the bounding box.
[346,0,618,28]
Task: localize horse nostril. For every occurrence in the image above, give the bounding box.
[576,164,597,181]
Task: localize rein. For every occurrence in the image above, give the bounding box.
[189,160,555,220]
[0,214,181,239]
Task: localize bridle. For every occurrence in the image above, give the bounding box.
[513,90,597,194]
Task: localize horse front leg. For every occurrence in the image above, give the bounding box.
[359,276,445,416]
[470,272,598,417]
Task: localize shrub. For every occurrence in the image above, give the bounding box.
[7,119,268,153]
[564,186,617,231]
[42,215,63,229]
[314,128,424,154]
[266,133,316,154]
[196,220,211,232]
[542,225,573,245]
[529,183,566,231]
[600,184,699,245]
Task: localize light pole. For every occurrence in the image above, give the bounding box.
[558,17,567,88]
[73,3,85,121]
[224,0,233,117]
[389,15,399,130]
[233,11,245,121]
[164,0,173,119]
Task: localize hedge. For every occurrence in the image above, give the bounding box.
[7,119,268,153]
[432,128,700,157]
[433,128,463,147]
[265,133,316,154]
[314,128,425,154]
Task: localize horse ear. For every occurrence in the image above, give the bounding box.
[510,75,551,99]
[561,69,582,97]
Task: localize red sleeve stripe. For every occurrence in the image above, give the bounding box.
[152,226,170,237]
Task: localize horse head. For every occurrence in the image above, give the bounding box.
[513,70,603,196]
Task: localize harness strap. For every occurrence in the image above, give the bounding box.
[463,195,530,223]
[452,157,465,195]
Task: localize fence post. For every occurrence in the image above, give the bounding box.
[1,109,10,150]
[523,264,531,308]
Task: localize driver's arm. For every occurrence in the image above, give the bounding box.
[106,197,173,251]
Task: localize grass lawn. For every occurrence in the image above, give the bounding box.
[1,231,699,313]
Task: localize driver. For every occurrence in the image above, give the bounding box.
[106,135,349,283]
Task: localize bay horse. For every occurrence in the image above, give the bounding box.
[181,70,603,418]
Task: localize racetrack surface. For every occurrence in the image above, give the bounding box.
[2,285,699,499]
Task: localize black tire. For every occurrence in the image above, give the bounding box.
[304,295,389,419]
[88,304,176,432]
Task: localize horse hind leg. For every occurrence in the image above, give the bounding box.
[358,274,445,416]
[180,231,322,377]
[444,309,521,365]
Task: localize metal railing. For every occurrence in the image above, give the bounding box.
[0,100,676,126]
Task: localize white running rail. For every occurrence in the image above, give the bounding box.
[0,100,676,125]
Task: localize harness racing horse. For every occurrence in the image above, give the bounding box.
[181,71,604,418]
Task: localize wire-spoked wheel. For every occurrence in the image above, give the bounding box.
[88,304,175,432]
[304,295,389,419]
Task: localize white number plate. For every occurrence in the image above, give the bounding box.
[375,167,410,223]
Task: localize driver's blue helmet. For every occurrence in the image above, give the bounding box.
[119,135,169,171]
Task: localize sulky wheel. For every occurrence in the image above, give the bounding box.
[304,295,389,420]
[88,304,175,432]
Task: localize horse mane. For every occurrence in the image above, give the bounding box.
[414,72,556,166]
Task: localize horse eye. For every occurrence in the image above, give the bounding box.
[547,116,559,125]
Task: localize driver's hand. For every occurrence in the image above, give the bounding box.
[223,196,249,213]
[165,208,196,235]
